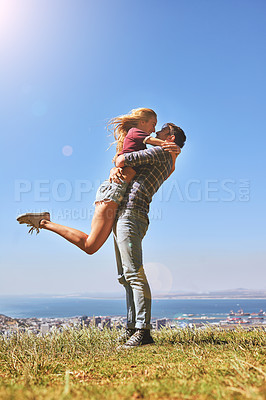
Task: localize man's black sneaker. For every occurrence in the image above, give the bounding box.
[122,329,154,348]
[117,328,136,343]
[141,330,155,345]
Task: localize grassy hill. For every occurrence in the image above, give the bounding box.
[0,326,265,399]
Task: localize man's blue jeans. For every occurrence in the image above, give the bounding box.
[113,210,152,330]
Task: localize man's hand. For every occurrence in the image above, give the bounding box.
[109,167,124,183]
[161,141,181,155]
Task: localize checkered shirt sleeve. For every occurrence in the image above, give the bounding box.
[123,146,170,168]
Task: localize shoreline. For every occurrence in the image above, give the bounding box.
[1,296,266,300]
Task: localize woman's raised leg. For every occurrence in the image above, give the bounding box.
[40,201,118,255]
[40,167,136,254]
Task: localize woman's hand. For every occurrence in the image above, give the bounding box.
[161,141,181,155]
[109,167,124,183]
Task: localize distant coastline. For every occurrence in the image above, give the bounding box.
[1,289,265,300]
[153,292,266,300]
[153,289,266,300]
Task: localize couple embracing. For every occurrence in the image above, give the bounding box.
[17,108,186,348]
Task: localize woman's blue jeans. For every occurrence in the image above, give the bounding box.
[113,211,152,330]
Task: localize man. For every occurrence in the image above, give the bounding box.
[110,123,186,348]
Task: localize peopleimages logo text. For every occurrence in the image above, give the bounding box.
[14,178,250,203]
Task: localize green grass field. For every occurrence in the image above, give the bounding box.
[0,326,265,399]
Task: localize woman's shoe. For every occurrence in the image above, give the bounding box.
[16,212,50,234]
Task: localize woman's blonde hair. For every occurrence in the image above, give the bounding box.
[108,108,157,159]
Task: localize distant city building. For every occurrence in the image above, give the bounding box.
[81,315,90,326]
[40,324,49,334]
[156,319,167,329]
[101,317,111,329]
[91,316,102,327]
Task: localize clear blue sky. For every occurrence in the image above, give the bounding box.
[1,0,265,295]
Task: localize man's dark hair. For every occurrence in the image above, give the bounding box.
[167,123,186,148]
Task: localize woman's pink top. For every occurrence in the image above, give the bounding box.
[120,128,150,155]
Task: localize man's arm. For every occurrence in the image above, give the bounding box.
[116,143,180,168]
[116,147,167,168]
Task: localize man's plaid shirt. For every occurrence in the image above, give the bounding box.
[119,146,173,220]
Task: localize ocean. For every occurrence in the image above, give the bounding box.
[1,296,266,321]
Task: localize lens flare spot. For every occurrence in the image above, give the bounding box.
[62,145,73,156]
[144,262,173,293]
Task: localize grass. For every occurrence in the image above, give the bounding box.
[0,326,265,399]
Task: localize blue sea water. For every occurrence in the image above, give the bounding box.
[0,296,266,320]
